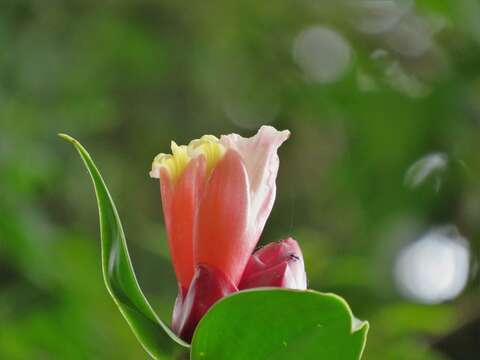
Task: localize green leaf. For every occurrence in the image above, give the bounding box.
[191,288,368,360]
[59,134,189,359]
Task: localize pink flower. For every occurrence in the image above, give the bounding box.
[150,126,307,342]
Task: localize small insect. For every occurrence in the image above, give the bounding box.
[288,253,300,261]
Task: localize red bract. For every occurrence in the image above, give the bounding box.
[150,126,307,342]
[239,237,307,290]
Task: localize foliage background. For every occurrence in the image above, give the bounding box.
[1,0,479,359]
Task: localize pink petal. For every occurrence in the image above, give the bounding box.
[220,126,290,246]
[195,149,250,286]
[172,264,237,342]
[160,156,206,290]
[239,238,307,290]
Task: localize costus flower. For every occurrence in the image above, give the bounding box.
[150,126,307,342]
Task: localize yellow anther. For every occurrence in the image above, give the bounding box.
[188,135,225,175]
[150,142,190,183]
[150,135,225,183]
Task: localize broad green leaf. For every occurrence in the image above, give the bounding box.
[59,134,189,359]
[191,288,368,360]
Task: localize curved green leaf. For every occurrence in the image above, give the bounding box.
[59,134,189,359]
[191,288,368,360]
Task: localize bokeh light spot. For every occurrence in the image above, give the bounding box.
[405,152,448,191]
[293,26,352,84]
[394,225,470,304]
[349,0,414,35]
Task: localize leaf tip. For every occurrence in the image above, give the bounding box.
[58,133,78,145]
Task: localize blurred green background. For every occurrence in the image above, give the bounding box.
[1,0,480,359]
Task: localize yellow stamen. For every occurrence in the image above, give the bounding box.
[151,135,225,183]
[188,135,226,175]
